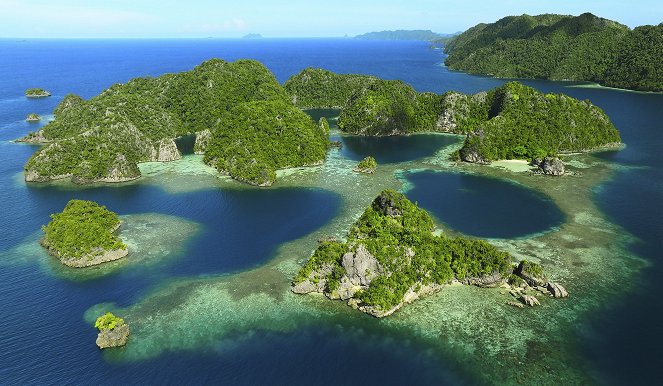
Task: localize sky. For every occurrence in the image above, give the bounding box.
[0,0,661,38]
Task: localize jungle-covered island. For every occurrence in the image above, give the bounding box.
[41,200,128,268]
[292,190,567,317]
[22,58,621,186]
[21,59,328,187]
[285,69,621,164]
[25,88,51,98]
[444,13,663,92]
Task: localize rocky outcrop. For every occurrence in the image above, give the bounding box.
[358,283,444,318]
[155,139,181,162]
[26,113,41,122]
[58,247,128,268]
[98,154,141,183]
[462,271,504,287]
[342,244,382,286]
[96,323,129,349]
[536,157,565,176]
[459,129,489,164]
[547,282,569,298]
[514,260,547,287]
[194,130,211,155]
[16,130,48,144]
[520,294,540,307]
[291,263,334,294]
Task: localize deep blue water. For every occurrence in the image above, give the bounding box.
[1,38,662,385]
[404,171,564,238]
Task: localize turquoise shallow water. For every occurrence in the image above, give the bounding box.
[0,38,662,385]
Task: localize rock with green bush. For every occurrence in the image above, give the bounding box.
[41,199,128,267]
[292,190,513,317]
[353,156,377,174]
[25,88,51,98]
[95,312,129,348]
[26,113,41,122]
[22,59,328,186]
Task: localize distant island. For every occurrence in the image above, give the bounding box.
[25,88,51,98]
[355,30,444,41]
[293,190,567,317]
[20,59,328,187]
[41,200,128,268]
[444,13,663,92]
[242,33,263,39]
[285,69,620,166]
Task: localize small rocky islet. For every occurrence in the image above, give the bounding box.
[25,88,51,98]
[26,113,41,122]
[94,312,129,349]
[292,190,567,317]
[41,199,128,268]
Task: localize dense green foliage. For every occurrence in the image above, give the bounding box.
[284,68,378,108]
[355,30,443,41]
[459,82,620,161]
[295,190,512,311]
[287,67,619,160]
[95,312,125,331]
[445,13,663,91]
[601,24,663,91]
[25,88,50,96]
[42,200,125,260]
[338,80,441,135]
[25,59,328,184]
[355,156,377,172]
[203,100,328,186]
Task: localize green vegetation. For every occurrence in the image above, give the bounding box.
[444,13,663,92]
[95,312,125,331]
[294,190,512,312]
[287,67,619,160]
[284,68,377,108]
[41,199,126,260]
[355,30,443,41]
[354,156,377,173]
[25,88,51,97]
[24,59,328,185]
[338,80,441,135]
[203,99,328,186]
[458,82,620,161]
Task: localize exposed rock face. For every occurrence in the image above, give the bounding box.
[372,193,403,217]
[194,130,211,155]
[342,244,382,286]
[353,166,376,174]
[98,154,141,183]
[462,271,504,287]
[26,114,41,122]
[520,294,540,307]
[156,139,181,162]
[460,129,489,164]
[507,300,525,308]
[291,263,333,294]
[537,157,565,176]
[359,283,444,318]
[96,324,129,349]
[514,260,547,287]
[547,282,569,298]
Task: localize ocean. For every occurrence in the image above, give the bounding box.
[1,38,662,385]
